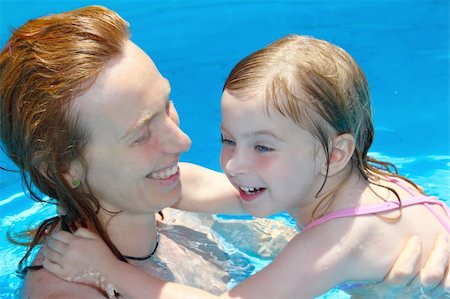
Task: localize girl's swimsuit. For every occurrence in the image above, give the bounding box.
[302,177,450,295]
[302,177,450,233]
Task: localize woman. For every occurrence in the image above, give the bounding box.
[0,5,447,298]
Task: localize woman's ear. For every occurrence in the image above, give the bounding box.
[61,160,84,189]
[321,133,355,176]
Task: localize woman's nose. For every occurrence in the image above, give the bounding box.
[163,119,192,154]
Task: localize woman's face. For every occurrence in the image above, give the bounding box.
[71,40,191,216]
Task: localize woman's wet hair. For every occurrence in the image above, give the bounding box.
[0,5,132,273]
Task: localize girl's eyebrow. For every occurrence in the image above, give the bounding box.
[220,126,284,142]
[244,130,284,141]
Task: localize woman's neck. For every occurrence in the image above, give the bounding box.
[100,212,159,258]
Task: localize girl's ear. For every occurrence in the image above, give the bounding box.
[61,160,84,189]
[321,133,355,176]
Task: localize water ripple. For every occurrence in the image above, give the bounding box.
[0,192,25,207]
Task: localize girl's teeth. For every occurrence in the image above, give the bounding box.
[240,186,261,193]
[148,165,178,179]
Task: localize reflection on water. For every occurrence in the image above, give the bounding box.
[129,212,233,295]
[155,209,294,292]
[370,153,450,202]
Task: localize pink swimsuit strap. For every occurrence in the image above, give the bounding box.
[303,177,450,233]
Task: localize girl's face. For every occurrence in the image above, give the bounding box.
[72,40,192,218]
[220,90,326,218]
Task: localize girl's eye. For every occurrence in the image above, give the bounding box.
[220,135,235,146]
[131,130,152,146]
[255,145,273,153]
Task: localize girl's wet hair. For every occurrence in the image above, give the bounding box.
[224,34,420,219]
[0,5,132,273]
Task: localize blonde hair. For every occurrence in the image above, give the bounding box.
[0,5,130,272]
[224,34,420,218]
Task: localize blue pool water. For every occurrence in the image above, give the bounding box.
[0,0,449,298]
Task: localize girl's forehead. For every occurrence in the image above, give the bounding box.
[222,94,308,137]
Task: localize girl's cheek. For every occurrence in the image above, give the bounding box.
[254,155,276,172]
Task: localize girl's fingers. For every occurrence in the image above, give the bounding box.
[41,243,64,264]
[51,230,75,243]
[46,236,68,253]
[73,227,99,239]
[384,235,422,286]
[42,256,70,280]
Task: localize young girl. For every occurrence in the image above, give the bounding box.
[43,34,450,298]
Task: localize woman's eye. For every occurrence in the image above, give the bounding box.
[255,145,273,153]
[220,135,235,146]
[131,131,152,146]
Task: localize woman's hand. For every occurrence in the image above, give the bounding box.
[382,234,449,297]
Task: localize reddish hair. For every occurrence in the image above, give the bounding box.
[0,5,131,272]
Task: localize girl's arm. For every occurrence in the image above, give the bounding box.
[22,252,109,299]
[42,228,219,299]
[43,228,450,298]
[43,228,350,298]
[174,162,245,214]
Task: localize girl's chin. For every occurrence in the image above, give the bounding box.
[242,204,273,219]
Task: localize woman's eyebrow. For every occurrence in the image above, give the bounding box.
[119,112,156,143]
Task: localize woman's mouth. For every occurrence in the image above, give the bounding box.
[146,165,180,185]
[238,186,266,201]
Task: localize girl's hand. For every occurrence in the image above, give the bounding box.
[42,228,118,284]
[383,234,449,297]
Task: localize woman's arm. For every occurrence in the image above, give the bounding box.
[382,234,449,297]
[421,234,450,295]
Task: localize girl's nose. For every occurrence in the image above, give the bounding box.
[224,151,248,177]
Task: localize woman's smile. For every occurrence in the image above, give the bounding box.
[146,164,181,186]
